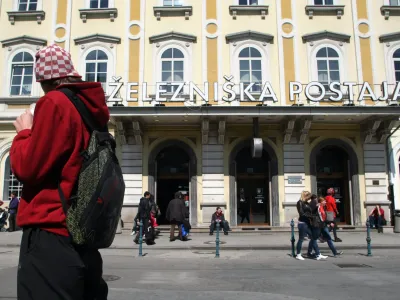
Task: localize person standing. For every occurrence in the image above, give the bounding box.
[134,192,155,245]
[166,192,188,241]
[325,188,342,242]
[11,44,110,299]
[8,192,19,232]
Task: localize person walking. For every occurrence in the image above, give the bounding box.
[325,188,342,242]
[10,44,110,299]
[8,192,19,232]
[166,192,188,241]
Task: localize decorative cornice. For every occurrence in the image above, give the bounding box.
[149,31,197,44]
[7,10,45,25]
[305,5,345,19]
[379,32,400,43]
[153,6,193,21]
[228,5,269,20]
[302,30,351,43]
[79,8,118,23]
[0,35,47,48]
[74,34,121,45]
[226,30,274,44]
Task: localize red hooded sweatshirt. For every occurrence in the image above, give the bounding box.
[10,82,110,237]
[325,195,337,217]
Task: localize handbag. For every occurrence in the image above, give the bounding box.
[326,211,335,222]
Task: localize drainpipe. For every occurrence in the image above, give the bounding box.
[385,117,400,226]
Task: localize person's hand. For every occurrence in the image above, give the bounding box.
[13,109,33,133]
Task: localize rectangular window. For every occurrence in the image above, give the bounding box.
[18,0,38,11]
[163,0,183,6]
[314,0,334,5]
[90,0,109,9]
[10,65,33,96]
[390,0,400,6]
[239,0,258,5]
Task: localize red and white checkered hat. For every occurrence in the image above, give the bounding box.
[35,44,81,82]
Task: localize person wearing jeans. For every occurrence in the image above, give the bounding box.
[368,205,385,233]
[295,191,327,261]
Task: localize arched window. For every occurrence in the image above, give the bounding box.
[84,49,108,92]
[239,47,262,93]
[161,48,184,93]
[10,51,34,96]
[393,49,400,82]
[316,47,340,90]
[3,156,23,201]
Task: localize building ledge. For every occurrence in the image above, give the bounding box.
[148,94,197,101]
[149,31,197,44]
[302,30,351,43]
[1,35,47,48]
[79,8,118,23]
[0,97,39,105]
[7,10,45,25]
[379,31,400,43]
[226,30,274,44]
[305,5,345,19]
[381,6,400,20]
[229,5,269,20]
[74,34,121,45]
[153,6,193,21]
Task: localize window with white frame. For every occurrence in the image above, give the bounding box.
[163,0,183,6]
[390,0,400,6]
[3,156,23,201]
[18,0,38,11]
[84,49,108,92]
[161,48,184,93]
[10,52,34,96]
[89,0,109,8]
[239,0,258,5]
[239,47,263,93]
[314,0,334,5]
[393,49,400,81]
[316,47,340,90]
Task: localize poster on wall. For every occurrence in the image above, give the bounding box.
[255,188,264,204]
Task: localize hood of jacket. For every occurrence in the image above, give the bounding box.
[54,82,110,128]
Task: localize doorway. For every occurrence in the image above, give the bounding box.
[235,146,270,225]
[316,145,351,224]
[155,146,190,225]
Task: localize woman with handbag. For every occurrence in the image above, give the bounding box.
[325,188,342,242]
[295,191,327,261]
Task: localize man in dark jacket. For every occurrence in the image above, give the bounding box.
[210,207,229,235]
[8,192,19,232]
[134,191,155,245]
[166,192,188,241]
[10,44,110,299]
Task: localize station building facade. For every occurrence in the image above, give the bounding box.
[1,0,400,228]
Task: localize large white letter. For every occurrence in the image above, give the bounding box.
[126,83,138,102]
[358,82,378,101]
[305,82,325,102]
[108,82,123,102]
[142,82,152,102]
[259,82,278,102]
[289,81,303,102]
[378,81,389,101]
[213,82,219,101]
[239,83,255,101]
[329,82,343,102]
[155,82,167,101]
[190,82,209,102]
[171,83,185,101]
[222,81,236,101]
[343,82,357,102]
[392,81,400,101]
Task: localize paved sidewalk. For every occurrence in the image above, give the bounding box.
[1,230,399,250]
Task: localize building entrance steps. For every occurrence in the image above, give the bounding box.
[0,231,399,251]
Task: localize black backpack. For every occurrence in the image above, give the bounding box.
[58,88,125,249]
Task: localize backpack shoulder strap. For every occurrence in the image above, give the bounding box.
[58,87,104,133]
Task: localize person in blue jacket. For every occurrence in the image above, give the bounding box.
[8,192,19,232]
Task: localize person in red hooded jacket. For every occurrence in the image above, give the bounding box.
[10,44,110,299]
[325,188,342,242]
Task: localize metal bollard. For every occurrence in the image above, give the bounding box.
[366,219,372,256]
[290,219,296,257]
[215,221,220,258]
[138,220,143,257]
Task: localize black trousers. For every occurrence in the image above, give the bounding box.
[8,213,16,232]
[210,221,229,233]
[17,228,108,300]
